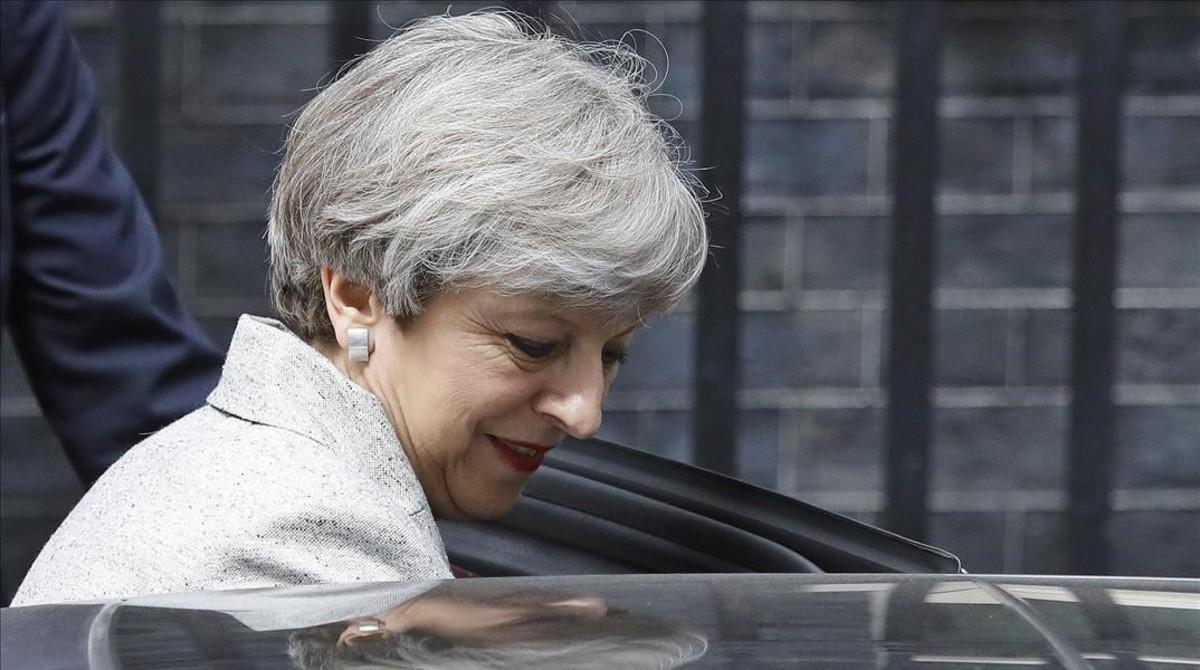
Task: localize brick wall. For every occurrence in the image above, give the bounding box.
[2,1,1197,597]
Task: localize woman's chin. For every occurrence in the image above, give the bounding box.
[472,496,523,521]
[443,488,524,521]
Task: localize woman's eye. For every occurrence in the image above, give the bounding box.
[506,335,557,359]
[602,347,629,368]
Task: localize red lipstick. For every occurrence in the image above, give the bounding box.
[488,436,554,473]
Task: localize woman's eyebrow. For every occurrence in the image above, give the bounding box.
[487,304,638,337]
[485,304,577,327]
[490,310,573,328]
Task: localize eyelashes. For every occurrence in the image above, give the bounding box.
[506,334,557,359]
[505,334,628,368]
[601,348,629,367]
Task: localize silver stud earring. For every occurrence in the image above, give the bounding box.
[347,327,370,363]
[356,620,382,633]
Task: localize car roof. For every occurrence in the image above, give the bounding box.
[5,573,1198,668]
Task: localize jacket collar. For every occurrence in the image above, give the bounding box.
[207,315,429,513]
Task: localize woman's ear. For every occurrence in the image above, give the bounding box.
[320,267,382,351]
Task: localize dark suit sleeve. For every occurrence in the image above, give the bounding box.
[1,1,223,484]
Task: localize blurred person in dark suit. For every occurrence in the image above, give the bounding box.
[0,0,222,485]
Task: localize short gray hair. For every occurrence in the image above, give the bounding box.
[268,11,708,342]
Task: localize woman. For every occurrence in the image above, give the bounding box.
[13,11,706,606]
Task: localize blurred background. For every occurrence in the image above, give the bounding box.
[2,0,1197,604]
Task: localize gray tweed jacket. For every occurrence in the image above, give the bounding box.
[13,316,452,607]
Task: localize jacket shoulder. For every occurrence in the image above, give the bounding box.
[113,407,342,479]
[11,408,370,605]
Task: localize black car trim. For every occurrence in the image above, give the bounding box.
[521,468,822,573]
[547,437,962,573]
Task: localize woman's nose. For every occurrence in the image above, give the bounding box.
[534,360,606,439]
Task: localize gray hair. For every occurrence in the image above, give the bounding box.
[268,11,708,342]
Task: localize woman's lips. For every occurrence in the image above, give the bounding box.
[488,435,554,473]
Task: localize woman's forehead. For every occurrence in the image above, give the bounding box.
[455,289,641,335]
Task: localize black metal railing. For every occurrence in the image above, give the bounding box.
[693,1,746,476]
[885,0,942,544]
[1068,1,1125,576]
